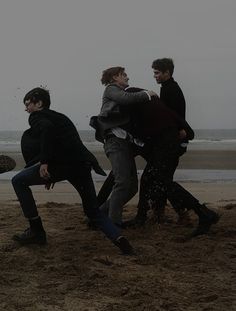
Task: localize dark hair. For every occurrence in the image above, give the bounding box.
[23,87,51,108]
[152,58,174,76]
[101,66,125,85]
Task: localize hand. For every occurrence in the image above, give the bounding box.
[45,182,55,190]
[40,164,51,180]
[179,129,187,140]
[147,90,158,97]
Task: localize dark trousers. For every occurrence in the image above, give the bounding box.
[139,130,200,215]
[97,141,187,215]
[12,163,121,241]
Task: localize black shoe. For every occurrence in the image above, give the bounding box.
[13,228,47,245]
[113,236,134,255]
[190,210,220,237]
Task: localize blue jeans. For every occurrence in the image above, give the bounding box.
[12,163,121,241]
[100,137,138,225]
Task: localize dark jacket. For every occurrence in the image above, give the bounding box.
[124,87,194,142]
[21,109,106,175]
[160,77,186,119]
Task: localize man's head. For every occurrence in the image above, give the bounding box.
[101,66,129,89]
[23,87,51,113]
[152,58,174,84]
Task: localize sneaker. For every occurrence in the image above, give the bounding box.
[0,155,16,174]
[113,236,134,255]
[13,228,47,245]
[190,210,220,237]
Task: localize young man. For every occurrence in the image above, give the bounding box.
[11,87,133,255]
[90,67,156,227]
[150,58,190,223]
[123,87,220,238]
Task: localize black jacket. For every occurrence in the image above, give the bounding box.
[124,87,194,142]
[21,109,106,175]
[160,77,186,119]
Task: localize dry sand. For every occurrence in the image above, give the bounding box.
[0,180,235,311]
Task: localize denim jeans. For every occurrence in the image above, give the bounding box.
[12,163,121,241]
[100,137,138,225]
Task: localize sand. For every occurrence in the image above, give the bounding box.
[0,148,235,310]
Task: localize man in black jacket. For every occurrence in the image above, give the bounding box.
[123,87,219,237]
[11,87,133,255]
[150,58,190,223]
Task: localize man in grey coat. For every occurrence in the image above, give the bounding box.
[91,66,156,227]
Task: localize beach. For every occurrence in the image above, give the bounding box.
[0,145,235,310]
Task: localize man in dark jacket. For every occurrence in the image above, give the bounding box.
[124,87,219,237]
[149,58,189,223]
[11,87,133,255]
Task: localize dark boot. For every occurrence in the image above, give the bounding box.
[190,204,220,237]
[113,236,134,255]
[13,217,47,245]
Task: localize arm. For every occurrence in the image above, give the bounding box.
[104,84,153,105]
[29,112,56,177]
[162,85,186,119]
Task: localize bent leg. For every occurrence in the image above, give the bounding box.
[68,166,121,241]
[12,164,46,218]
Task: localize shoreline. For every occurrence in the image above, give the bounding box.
[1,148,236,171]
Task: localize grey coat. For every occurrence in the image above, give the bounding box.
[90,84,149,141]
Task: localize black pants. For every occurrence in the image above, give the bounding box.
[139,130,200,215]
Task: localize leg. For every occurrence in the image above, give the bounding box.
[11,164,48,244]
[100,137,138,225]
[12,164,47,218]
[97,171,115,206]
[68,165,134,254]
[167,182,220,236]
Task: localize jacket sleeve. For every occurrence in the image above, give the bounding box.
[175,114,195,140]
[104,85,150,105]
[29,112,56,164]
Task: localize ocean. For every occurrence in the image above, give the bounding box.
[1,129,236,151]
[0,129,236,181]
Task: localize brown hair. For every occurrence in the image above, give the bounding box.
[101,66,125,85]
[152,58,174,76]
[23,87,51,108]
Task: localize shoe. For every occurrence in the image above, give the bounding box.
[190,210,220,237]
[113,236,134,255]
[13,227,47,245]
[0,155,16,174]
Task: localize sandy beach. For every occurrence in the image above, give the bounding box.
[0,147,235,310]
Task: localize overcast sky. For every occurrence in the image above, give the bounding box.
[0,0,235,130]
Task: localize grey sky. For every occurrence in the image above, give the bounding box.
[0,0,235,130]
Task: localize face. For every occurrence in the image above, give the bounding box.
[113,71,129,89]
[24,100,43,113]
[153,69,170,84]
